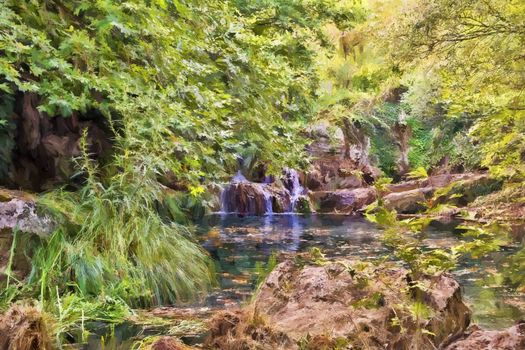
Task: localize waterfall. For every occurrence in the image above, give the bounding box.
[220,170,274,215]
[262,187,273,214]
[283,168,305,212]
[232,170,248,183]
[219,169,305,216]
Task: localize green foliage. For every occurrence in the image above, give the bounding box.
[380,0,525,179]
[50,291,131,342]
[351,291,384,309]
[406,167,428,180]
[365,185,509,279]
[406,117,432,170]
[453,224,510,259]
[34,171,213,307]
[369,103,401,176]
[254,252,278,287]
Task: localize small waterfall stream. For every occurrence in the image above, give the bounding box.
[283,168,305,212]
[219,168,307,216]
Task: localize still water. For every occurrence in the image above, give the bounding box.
[199,214,525,329]
[78,214,525,348]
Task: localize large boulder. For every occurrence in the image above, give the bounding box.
[310,187,376,213]
[446,323,525,350]
[383,173,499,214]
[221,182,292,216]
[383,187,433,213]
[208,258,471,349]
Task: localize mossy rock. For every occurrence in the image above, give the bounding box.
[438,177,503,206]
[295,196,312,214]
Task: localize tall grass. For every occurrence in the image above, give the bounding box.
[22,117,214,313]
[34,170,212,307]
[0,95,215,343]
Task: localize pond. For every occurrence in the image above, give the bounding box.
[76,213,525,348]
[199,214,525,330]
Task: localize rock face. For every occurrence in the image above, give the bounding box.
[208,258,471,349]
[383,173,499,214]
[310,187,376,213]
[220,169,310,216]
[220,182,292,216]
[2,93,112,191]
[446,323,525,350]
[0,189,54,236]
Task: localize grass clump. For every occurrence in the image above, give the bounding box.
[0,303,53,350]
[34,176,212,307]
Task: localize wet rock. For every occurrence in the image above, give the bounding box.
[222,182,270,216]
[310,187,376,213]
[221,181,294,216]
[446,322,525,350]
[246,259,470,349]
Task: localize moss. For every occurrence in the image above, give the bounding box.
[295,196,312,214]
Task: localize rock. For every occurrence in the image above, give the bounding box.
[221,182,270,216]
[221,181,292,215]
[0,189,54,285]
[382,173,500,214]
[305,166,323,191]
[435,174,502,206]
[387,179,427,193]
[305,158,369,191]
[446,322,525,350]
[269,185,293,213]
[248,260,470,349]
[208,259,471,350]
[310,187,376,213]
[0,190,54,236]
[383,187,433,213]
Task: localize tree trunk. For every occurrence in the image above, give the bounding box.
[392,112,412,177]
[341,117,370,167]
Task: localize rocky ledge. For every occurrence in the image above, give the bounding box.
[207,257,472,349]
[446,323,525,350]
